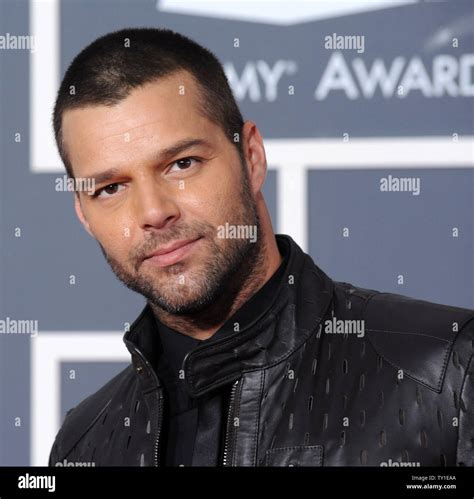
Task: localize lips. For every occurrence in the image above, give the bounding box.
[143,237,202,268]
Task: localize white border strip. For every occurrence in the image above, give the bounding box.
[30,0,61,172]
[264,137,474,168]
[157,0,417,26]
[30,332,129,466]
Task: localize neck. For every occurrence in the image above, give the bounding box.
[150,234,282,340]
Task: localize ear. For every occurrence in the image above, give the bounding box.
[74,194,94,237]
[241,121,267,195]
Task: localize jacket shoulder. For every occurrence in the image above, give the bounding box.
[358,288,474,392]
[49,364,135,464]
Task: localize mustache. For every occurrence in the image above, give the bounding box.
[130,222,214,270]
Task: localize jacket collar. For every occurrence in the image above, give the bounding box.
[124,234,334,397]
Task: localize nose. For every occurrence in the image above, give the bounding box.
[133,177,180,231]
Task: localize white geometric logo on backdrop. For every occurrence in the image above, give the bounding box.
[31,332,129,466]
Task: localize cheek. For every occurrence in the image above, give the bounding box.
[186,167,242,220]
[184,189,233,228]
[88,212,135,255]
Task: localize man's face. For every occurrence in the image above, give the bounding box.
[62,71,261,314]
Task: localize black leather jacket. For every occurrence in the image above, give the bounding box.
[49,235,474,467]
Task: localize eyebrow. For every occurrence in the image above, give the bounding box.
[86,138,213,185]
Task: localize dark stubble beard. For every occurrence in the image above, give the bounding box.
[98,164,266,328]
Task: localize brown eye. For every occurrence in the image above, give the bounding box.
[176,158,193,169]
[169,157,201,172]
[92,183,125,199]
[103,184,119,194]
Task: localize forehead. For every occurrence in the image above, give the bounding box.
[61,71,220,171]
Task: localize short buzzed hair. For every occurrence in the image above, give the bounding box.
[53,27,245,177]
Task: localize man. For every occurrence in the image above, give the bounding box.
[48,28,473,467]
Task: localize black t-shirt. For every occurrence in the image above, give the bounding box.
[154,239,289,466]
